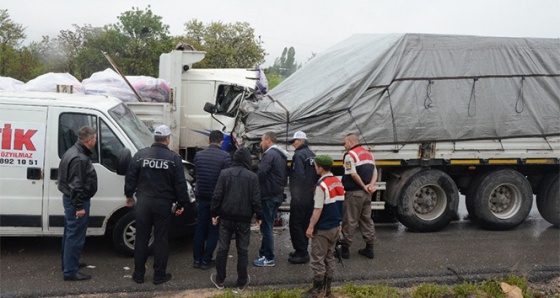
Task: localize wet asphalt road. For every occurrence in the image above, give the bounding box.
[1,201,559,297]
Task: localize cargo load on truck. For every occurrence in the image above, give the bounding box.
[239,33,560,146]
[215,33,560,232]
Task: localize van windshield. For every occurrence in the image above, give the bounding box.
[108,103,153,150]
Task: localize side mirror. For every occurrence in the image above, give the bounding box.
[116,148,132,175]
[203,102,216,114]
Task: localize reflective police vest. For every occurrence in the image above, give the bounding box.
[315,175,344,230]
[341,145,375,191]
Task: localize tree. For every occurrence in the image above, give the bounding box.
[268,46,299,78]
[181,19,266,68]
[45,25,96,79]
[13,38,51,81]
[0,9,26,76]
[72,6,174,78]
[108,6,174,76]
[73,27,117,80]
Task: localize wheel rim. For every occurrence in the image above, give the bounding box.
[123,220,155,251]
[413,184,447,221]
[488,183,521,219]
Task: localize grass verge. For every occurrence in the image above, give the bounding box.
[206,275,560,298]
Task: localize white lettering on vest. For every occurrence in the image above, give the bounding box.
[142,158,169,169]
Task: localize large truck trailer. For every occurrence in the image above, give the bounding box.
[205,33,560,232]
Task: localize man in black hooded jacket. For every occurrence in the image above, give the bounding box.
[210,147,263,291]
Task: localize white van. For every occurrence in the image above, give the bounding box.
[0,92,196,256]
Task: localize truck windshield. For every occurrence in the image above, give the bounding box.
[108,103,153,150]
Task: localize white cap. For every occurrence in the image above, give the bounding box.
[154,125,171,136]
[289,131,307,143]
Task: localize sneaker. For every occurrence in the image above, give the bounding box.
[210,273,225,290]
[237,274,250,292]
[193,261,201,269]
[253,256,275,267]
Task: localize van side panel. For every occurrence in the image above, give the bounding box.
[0,105,48,234]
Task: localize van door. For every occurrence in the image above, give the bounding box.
[0,105,47,235]
[44,108,128,236]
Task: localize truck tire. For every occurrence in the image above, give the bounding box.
[537,173,559,227]
[113,211,154,257]
[396,169,459,232]
[465,173,490,222]
[471,169,532,230]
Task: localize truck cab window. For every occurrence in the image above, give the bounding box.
[100,119,125,172]
[58,113,98,162]
[215,85,245,117]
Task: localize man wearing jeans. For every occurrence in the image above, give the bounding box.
[253,131,287,267]
[193,131,232,269]
[210,147,262,291]
[58,126,98,281]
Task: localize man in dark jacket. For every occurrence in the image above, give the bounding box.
[124,125,188,285]
[193,130,232,269]
[288,131,317,264]
[253,131,287,267]
[58,126,98,281]
[210,147,262,291]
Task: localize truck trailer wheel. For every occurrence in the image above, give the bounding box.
[471,169,532,230]
[537,173,559,227]
[113,211,155,257]
[396,169,459,232]
[465,173,489,222]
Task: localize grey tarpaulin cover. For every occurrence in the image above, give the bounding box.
[238,33,560,146]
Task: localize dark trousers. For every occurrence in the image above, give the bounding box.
[215,219,250,287]
[61,195,90,278]
[133,200,172,280]
[193,200,219,264]
[259,195,283,260]
[289,192,313,256]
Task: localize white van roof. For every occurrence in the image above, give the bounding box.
[0,91,122,111]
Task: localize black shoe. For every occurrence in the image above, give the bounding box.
[78,262,87,269]
[201,260,216,270]
[64,272,91,281]
[289,251,296,257]
[193,261,202,269]
[153,273,172,285]
[132,272,144,284]
[288,254,310,264]
[358,244,374,259]
[341,244,350,259]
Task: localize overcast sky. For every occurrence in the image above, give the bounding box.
[4,0,560,67]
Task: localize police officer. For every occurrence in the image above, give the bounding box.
[288,131,317,264]
[124,125,188,285]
